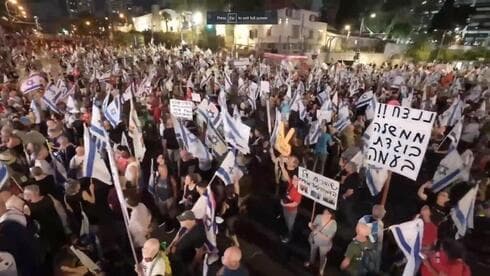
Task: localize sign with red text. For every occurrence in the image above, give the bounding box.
[366,103,436,180]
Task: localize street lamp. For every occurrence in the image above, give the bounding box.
[85,21,91,26]
[370,13,376,18]
[8,0,18,4]
[119,13,125,19]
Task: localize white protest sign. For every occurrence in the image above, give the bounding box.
[298,167,340,210]
[170,99,193,120]
[366,103,436,180]
[191,92,202,102]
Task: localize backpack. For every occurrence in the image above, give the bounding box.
[355,240,378,276]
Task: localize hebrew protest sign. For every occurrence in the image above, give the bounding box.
[170,99,193,120]
[298,167,340,210]
[366,103,436,180]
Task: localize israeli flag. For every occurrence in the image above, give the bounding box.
[331,90,339,113]
[270,108,282,146]
[66,96,79,114]
[30,100,42,124]
[451,184,478,239]
[439,97,464,127]
[365,165,389,196]
[20,73,45,94]
[128,97,146,161]
[365,96,377,121]
[0,163,10,190]
[305,121,322,145]
[222,104,251,154]
[102,94,121,128]
[439,117,463,152]
[401,88,414,108]
[390,218,424,276]
[333,104,351,133]
[83,125,112,185]
[355,90,374,109]
[224,70,232,92]
[431,149,464,193]
[317,90,328,105]
[51,151,68,185]
[174,119,211,162]
[43,84,63,113]
[203,185,219,274]
[215,151,243,186]
[90,105,107,151]
[460,149,474,182]
[97,71,112,82]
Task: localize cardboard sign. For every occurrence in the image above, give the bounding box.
[170,99,193,120]
[233,58,250,68]
[298,167,340,210]
[191,92,201,102]
[366,103,436,180]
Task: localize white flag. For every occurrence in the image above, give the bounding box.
[451,184,478,239]
[390,219,424,276]
[431,149,464,192]
[83,125,112,185]
[215,151,243,186]
[128,98,146,161]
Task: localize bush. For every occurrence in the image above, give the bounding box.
[406,39,433,62]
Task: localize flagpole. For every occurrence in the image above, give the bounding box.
[380,171,392,206]
[104,133,139,266]
[310,201,317,223]
[266,99,272,135]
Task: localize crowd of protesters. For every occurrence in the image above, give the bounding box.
[0,32,489,276]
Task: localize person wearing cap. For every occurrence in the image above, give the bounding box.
[358,205,386,274]
[169,210,205,276]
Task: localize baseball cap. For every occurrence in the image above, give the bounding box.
[177,210,196,221]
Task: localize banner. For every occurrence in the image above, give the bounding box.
[366,103,436,180]
[298,167,340,210]
[170,99,194,120]
[192,92,202,102]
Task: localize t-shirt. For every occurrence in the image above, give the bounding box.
[314,133,333,155]
[223,265,249,276]
[163,128,179,149]
[284,182,302,212]
[422,222,438,248]
[344,239,373,276]
[421,251,471,276]
[174,222,206,263]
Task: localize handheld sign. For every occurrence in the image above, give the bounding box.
[170,99,193,120]
[298,167,340,210]
[275,122,294,156]
[366,103,436,180]
[191,92,202,102]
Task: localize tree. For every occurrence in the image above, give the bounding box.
[390,22,412,39]
[406,38,433,62]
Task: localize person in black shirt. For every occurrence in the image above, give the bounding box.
[163,118,180,172]
[169,210,206,276]
[338,162,361,227]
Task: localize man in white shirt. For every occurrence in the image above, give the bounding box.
[127,197,153,248]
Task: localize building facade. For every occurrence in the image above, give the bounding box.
[66,0,94,17]
[456,0,490,46]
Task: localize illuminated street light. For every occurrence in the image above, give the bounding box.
[18,6,24,11]
[119,13,125,19]
[344,25,351,31]
[192,11,203,25]
[104,17,109,21]
[8,0,18,4]
[85,21,91,26]
[370,13,376,18]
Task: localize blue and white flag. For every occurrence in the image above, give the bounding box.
[0,163,10,190]
[333,104,351,133]
[222,105,251,154]
[365,96,377,121]
[51,151,68,185]
[43,83,63,113]
[451,184,478,239]
[439,97,464,127]
[90,105,107,151]
[460,149,474,182]
[128,97,146,161]
[439,117,463,152]
[30,100,42,124]
[20,73,45,94]
[215,151,243,186]
[202,185,219,274]
[331,90,339,113]
[355,90,374,109]
[83,125,112,185]
[390,218,424,276]
[305,121,322,145]
[224,70,232,92]
[431,149,463,193]
[365,165,389,196]
[102,94,121,128]
[174,119,211,162]
[317,90,328,105]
